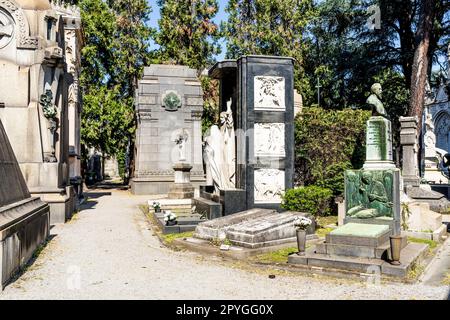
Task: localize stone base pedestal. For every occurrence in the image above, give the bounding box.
[30,186,75,224]
[1,198,50,289]
[168,163,194,199]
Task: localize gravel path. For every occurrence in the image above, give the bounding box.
[1,189,449,300]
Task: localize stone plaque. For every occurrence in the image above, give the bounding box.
[254,168,285,203]
[254,123,285,157]
[366,116,393,162]
[254,76,285,111]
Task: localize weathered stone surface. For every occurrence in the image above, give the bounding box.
[0,119,49,289]
[289,242,427,278]
[406,185,450,213]
[131,64,205,194]
[400,116,420,186]
[226,211,314,248]
[326,223,391,247]
[0,1,81,222]
[194,208,275,241]
[364,116,394,165]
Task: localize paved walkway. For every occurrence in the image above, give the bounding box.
[1,190,449,300]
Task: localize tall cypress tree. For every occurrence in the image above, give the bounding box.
[155,0,221,71]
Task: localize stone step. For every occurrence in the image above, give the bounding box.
[288,242,428,277]
[315,241,389,259]
[326,223,391,247]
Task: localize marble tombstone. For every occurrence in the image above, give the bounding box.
[0,0,83,224]
[196,56,295,217]
[131,65,206,194]
[0,119,50,289]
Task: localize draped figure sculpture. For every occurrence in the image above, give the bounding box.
[204,98,236,192]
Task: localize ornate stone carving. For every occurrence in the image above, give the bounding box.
[0,7,14,49]
[174,129,189,162]
[204,98,236,191]
[254,76,285,110]
[0,0,38,49]
[254,168,285,203]
[436,112,450,152]
[39,89,58,162]
[254,123,285,156]
[162,90,182,111]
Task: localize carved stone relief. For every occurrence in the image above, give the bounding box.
[435,112,450,153]
[254,168,285,203]
[254,123,285,157]
[0,0,38,49]
[254,76,285,111]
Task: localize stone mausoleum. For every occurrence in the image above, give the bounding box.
[131,64,206,195]
[0,0,83,224]
[194,55,295,218]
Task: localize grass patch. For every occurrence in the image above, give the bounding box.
[316,227,334,238]
[407,261,425,280]
[407,237,438,249]
[442,272,450,285]
[138,203,149,215]
[316,215,338,227]
[254,247,299,264]
[161,231,194,245]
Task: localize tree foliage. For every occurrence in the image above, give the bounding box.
[154,0,221,71]
[79,0,153,166]
[224,0,317,98]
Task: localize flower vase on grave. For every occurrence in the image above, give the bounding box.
[390,235,402,265]
[296,229,307,256]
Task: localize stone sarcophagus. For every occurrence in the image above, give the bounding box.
[131,65,206,195]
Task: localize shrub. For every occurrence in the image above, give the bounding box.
[281,186,333,217]
[295,107,371,196]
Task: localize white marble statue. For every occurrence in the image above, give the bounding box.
[204,98,236,191]
[220,98,236,186]
[175,129,189,162]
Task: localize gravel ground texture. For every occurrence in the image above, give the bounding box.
[1,189,449,300]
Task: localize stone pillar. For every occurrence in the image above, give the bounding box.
[400,116,420,187]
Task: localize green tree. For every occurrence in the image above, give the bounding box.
[155,0,221,71]
[224,0,317,98]
[79,0,153,178]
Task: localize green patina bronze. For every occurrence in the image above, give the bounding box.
[163,91,182,111]
[345,169,395,219]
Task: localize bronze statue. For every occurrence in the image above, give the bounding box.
[366,83,388,118]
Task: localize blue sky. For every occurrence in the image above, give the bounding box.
[148,0,229,60]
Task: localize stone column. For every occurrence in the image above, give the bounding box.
[400,116,420,187]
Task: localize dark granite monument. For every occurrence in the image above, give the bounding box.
[194,55,295,217]
[0,120,50,289]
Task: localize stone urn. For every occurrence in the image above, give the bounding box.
[296,229,307,256]
[390,235,402,265]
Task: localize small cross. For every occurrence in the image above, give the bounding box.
[0,22,13,38]
[316,78,322,107]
